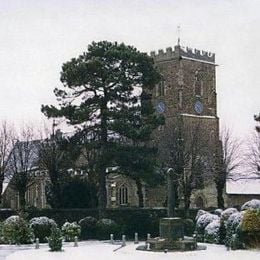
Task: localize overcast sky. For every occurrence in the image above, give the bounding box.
[0,0,259,139]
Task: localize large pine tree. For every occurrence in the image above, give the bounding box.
[42,41,162,211]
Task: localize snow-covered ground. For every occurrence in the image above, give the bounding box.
[4,241,260,260]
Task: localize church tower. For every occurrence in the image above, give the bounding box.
[146,44,220,208]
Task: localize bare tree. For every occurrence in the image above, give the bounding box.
[38,128,77,208]
[246,114,260,175]
[164,118,209,217]
[213,127,241,208]
[7,126,38,210]
[0,121,12,204]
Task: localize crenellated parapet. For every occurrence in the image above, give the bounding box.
[150,45,215,63]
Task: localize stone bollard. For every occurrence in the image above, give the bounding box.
[35,238,39,249]
[110,234,114,244]
[147,242,151,250]
[74,236,78,247]
[134,232,139,244]
[122,235,126,246]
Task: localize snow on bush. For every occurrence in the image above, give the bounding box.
[225,211,244,249]
[30,216,57,243]
[2,215,34,244]
[196,213,219,235]
[220,208,238,225]
[241,199,260,211]
[195,209,208,221]
[62,222,81,242]
[4,215,20,224]
[214,209,223,217]
[204,219,221,244]
[219,208,239,244]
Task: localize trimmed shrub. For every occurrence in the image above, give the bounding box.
[195,209,208,222]
[241,199,260,211]
[183,219,195,236]
[214,209,223,217]
[195,213,219,242]
[204,219,221,244]
[79,216,98,240]
[48,226,63,251]
[225,212,244,250]
[219,208,238,244]
[30,216,57,243]
[2,215,34,244]
[61,222,81,242]
[241,209,260,248]
[96,218,120,240]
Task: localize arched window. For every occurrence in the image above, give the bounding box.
[209,130,215,144]
[118,184,128,205]
[195,196,204,209]
[158,81,165,96]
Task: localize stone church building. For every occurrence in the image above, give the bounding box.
[107,44,220,209]
[2,43,224,210]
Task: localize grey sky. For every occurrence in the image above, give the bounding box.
[0,0,259,138]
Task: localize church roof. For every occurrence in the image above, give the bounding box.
[226,178,260,195]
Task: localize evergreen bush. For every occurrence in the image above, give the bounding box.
[225,211,244,249]
[30,216,57,243]
[204,219,221,244]
[96,218,120,240]
[183,218,195,236]
[48,226,63,251]
[79,216,97,240]
[241,199,260,211]
[241,209,260,248]
[61,222,81,242]
[219,208,238,244]
[195,213,219,242]
[2,215,34,244]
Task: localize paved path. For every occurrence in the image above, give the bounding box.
[0,244,49,260]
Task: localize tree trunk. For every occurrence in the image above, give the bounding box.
[216,181,225,209]
[19,190,26,211]
[184,195,190,218]
[0,173,4,204]
[98,166,107,218]
[216,170,225,209]
[135,178,144,208]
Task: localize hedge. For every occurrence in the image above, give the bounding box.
[0,207,201,239]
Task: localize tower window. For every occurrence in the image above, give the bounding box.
[178,90,183,108]
[118,184,128,205]
[194,71,203,97]
[157,81,165,96]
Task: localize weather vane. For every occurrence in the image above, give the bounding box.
[177,24,181,46]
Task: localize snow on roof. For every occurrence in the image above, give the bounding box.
[226,178,260,195]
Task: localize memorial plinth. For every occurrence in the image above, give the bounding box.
[160,218,184,240]
[146,217,198,251]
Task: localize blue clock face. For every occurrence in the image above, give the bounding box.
[156,101,166,113]
[194,101,204,114]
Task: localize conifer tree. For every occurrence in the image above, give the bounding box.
[42,41,162,211]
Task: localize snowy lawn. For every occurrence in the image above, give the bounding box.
[5,241,260,260]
